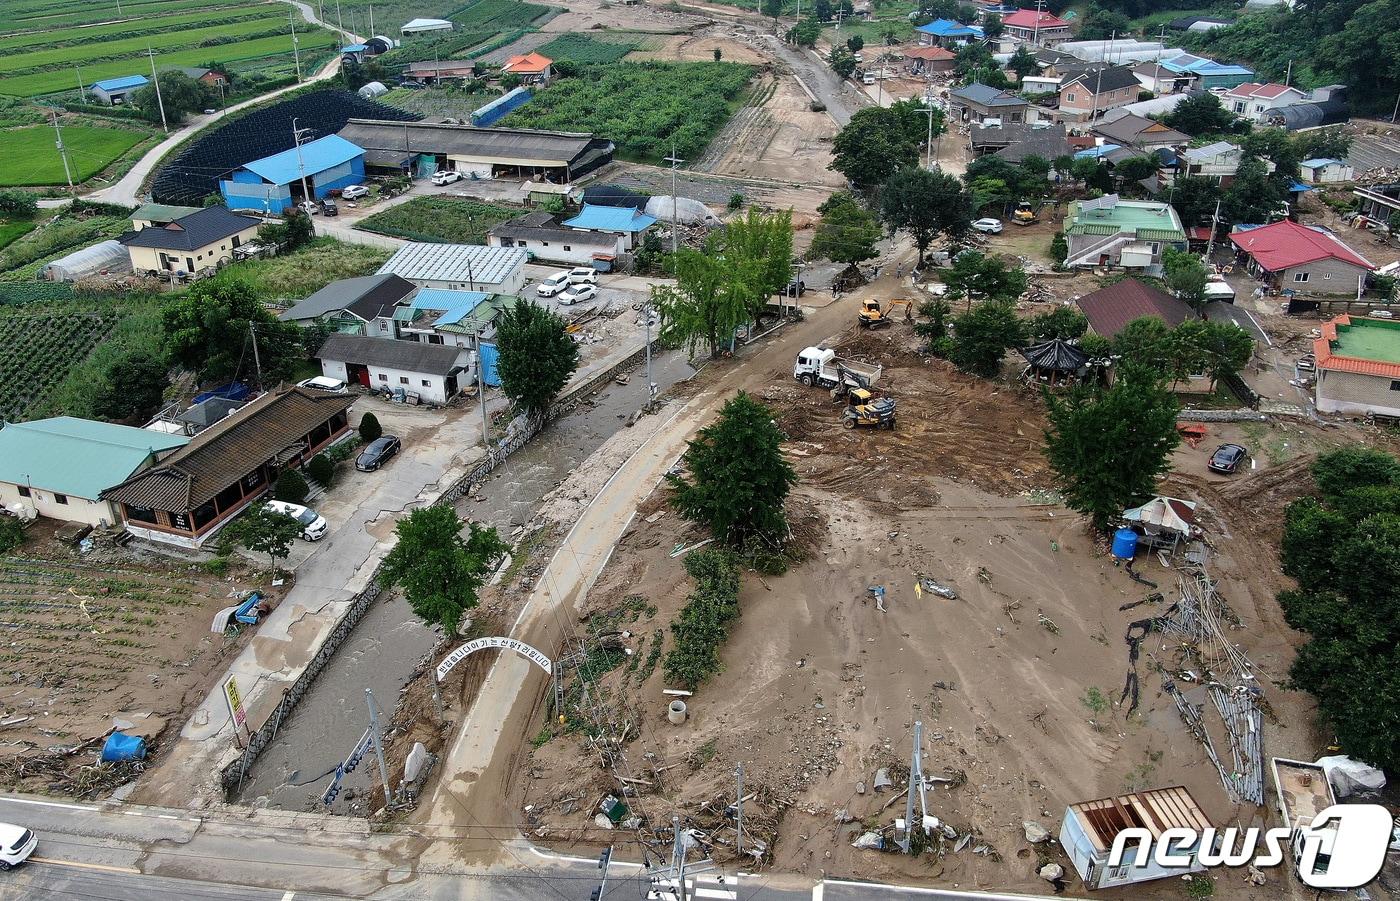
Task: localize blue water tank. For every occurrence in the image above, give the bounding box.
[1111,528,1139,560]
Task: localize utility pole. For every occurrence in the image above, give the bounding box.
[75,66,84,102]
[922,85,938,169]
[734,764,744,858]
[1153,25,1165,95]
[1284,59,1292,88]
[291,118,313,207]
[1032,0,1043,46]
[1089,31,1112,123]
[589,847,613,901]
[249,322,263,387]
[664,143,684,255]
[899,720,926,854]
[147,46,168,134]
[366,689,391,805]
[1204,197,1222,261]
[474,329,490,445]
[336,0,344,35]
[672,816,689,901]
[643,299,655,412]
[369,3,375,35]
[290,11,303,83]
[49,111,73,189]
[1391,91,1399,125]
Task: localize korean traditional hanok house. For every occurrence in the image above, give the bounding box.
[102,387,355,546]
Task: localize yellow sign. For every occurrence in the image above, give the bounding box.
[223,675,246,729]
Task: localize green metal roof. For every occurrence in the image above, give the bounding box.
[131,202,202,223]
[1332,318,1400,365]
[0,417,188,501]
[1067,199,1186,241]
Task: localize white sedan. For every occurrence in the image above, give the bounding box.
[430,170,461,186]
[0,823,36,870]
[558,284,598,305]
[972,218,1003,234]
[341,184,369,200]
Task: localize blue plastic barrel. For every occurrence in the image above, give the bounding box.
[1111,528,1139,560]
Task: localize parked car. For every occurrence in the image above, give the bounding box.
[356,435,402,472]
[298,376,348,393]
[558,283,598,305]
[341,184,370,200]
[263,500,328,541]
[567,266,598,285]
[0,823,36,870]
[536,271,572,297]
[319,198,338,217]
[1207,443,1249,474]
[862,71,876,85]
[431,170,461,186]
[783,278,806,297]
[297,200,319,216]
[972,218,1003,234]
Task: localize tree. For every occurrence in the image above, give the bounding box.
[829,102,925,190]
[942,251,1028,305]
[847,35,864,52]
[1050,232,1068,267]
[948,301,1025,377]
[0,190,38,219]
[916,296,953,352]
[1164,92,1238,137]
[381,506,507,636]
[1029,306,1087,341]
[0,518,25,555]
[880,167,973,261]
[359,411,382,442]
[1112,316,1174,372]
[829,47,858,79]
[495,299,580,416]
[713,48,722,61]
[161,274,306,384]
[762,0,783,19]
[274,468,309,504]
[225,504,301,572]
[787,18,821,46]
[669,392,797,549]
[1112,155,1158,186]
[306,453,335,488]
[1162,248,1210,311]
[1195,320,1254,383]
[1043,363,1181,531]
[91,351,169,423]
[1077,7,1132,41]
[1242,128,1301,177]
[1311,446,1400,500]
[1223,156,1286,224]
[131,71,214,125]
[982,12,1004,38]
[1170,176,1221,228]
[813,0,833,19]
[810,192,882,266]
[258,211,315,252]
[1008,45,1040,79]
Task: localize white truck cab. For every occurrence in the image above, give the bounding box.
[794,346,883,391]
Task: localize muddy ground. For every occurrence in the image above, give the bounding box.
[510,316,1400,898]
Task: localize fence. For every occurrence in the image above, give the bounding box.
[220,341,657,795]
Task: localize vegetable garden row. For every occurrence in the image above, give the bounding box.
[0,308,120,420]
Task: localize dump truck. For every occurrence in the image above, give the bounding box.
[1271,757,1340,886]
[794,346,882,397]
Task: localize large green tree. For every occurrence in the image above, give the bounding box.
[1008,45,1041,80]
[225,504,302,573]
[91,351,169,423]
[943,251,1028,305]
[382,506,507,636]
[880,167,973,261]
[947,301,1025,377]
[1043,363,1181,531]
[1223,156,1287,224]
[810,192,882,266]
[1077,7,1132,41]
[161,274,305,384]
[829,102,925,191]
[669,392,797,549]
[495,299,580,416]
[131,71,214,125]
[1162,248,1210,311]
[1169,176,1221,228]
[1163,92,1238,136]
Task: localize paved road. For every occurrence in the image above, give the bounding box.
[759,34,869,126]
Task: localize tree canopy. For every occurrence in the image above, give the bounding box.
[669,392,797,550]
[948,301,1025,377]
[161,274,305,385]
[495,299,580,416]
[225,505,302,573]
[1163,92,1241,137]
[829,102,926,191]
[880,167,973,260]
[131,71,214,125]
[810,192,883,266]
[91,351,169,424]
[1162,248,1210,311]
[381,505,507,636]
[942,251,1028,304]
[1077,7,1131,41]
[1223,156,1287,225]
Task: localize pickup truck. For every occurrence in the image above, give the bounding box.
[1271,757,1339,885]
[794,346,882,393]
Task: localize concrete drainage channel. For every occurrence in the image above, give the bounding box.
[230,349,696,811]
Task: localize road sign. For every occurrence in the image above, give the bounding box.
[223,675,246,729]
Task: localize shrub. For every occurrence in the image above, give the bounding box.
[306,453,335,488]
[662,549,742,689]
[274,468,309,504]
[0,517,25,554]
[203,556,231,577]
[0,190,38,219]
[359,411,382,442]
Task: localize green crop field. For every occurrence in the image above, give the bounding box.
[0,125,149,186]
[360,197,521,244]
[0,306,123,420]
[537,34,640,64]
[11,0,237,31]
[0,16,292,76]
[0,221,35,250]
[0,6,278,52]
[453,0,556,30]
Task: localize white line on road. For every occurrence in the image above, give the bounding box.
[527,844,645,869]
[281,892,296,901]
[0,797,98,812]
[821,880,1067,900]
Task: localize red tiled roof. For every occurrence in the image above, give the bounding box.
[904,46,957,61]
[1186,226,1213,241]
[503,52,553,74]
[1224,82,1298,100]
[1075,278,1194,338]
[1002,9,1069,28]
[1229,219,1374,272]
[1314,314,1400,379]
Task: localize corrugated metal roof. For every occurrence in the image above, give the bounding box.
[93,75,148,92]
[1075,278,1193,338]
[562,203,657,233]
[0,418,187,501]
[240,134,365,186]
[1229,219,1374,272]
[338,118,603,168]
[318,334,465,374]
[378,242,527,287]
[916,18,981,36]
[121,206,260,251]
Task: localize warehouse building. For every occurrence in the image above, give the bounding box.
[316,334,469,404]
[220,134,366,213]
[377,243,528,294]
[90,74,147,105]
[337,118,614,181]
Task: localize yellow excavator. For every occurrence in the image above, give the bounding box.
[1012,201,1038,226]
[858,298,914,329]
[843,388,897,430]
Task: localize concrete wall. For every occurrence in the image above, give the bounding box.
[1277,257,1370,294]
[127,223,260,274]
[1317,368,1400,416]
[0,482,116,527]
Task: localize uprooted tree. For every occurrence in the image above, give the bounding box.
[381,505,507,636]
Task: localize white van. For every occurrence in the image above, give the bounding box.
[536,271,572,297]
[298,376,348,393]
[263,501,329,541]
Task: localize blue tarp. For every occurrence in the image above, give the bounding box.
[101,732,147,762]
[194,382,251,404]
[470,87,532,127]
[479,342,501,387]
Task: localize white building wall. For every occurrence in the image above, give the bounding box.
[0,482,118,527]
[366,362,462,403]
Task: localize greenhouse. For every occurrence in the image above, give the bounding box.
[43,240,131,282]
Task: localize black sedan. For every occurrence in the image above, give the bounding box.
[356,435,402,472]
[1207,443,1249,474]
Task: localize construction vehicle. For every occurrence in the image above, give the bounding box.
[1012,201,1038,226]
[794,346,882,400]
[858,298,914,329]
[843,388,896,429]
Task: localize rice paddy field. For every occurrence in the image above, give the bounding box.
[0,124,151,186]
[0,0,338,98]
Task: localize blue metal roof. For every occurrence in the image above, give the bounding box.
[342,43,368,52]
[410,289,491,327]
[562,203,657,233]
[239,135,364,186]
[1196,62,1253,76]
[92,74,148,92]
[1075,144,1121,159]
[1301,158,1343,168]
[915,18,982,37]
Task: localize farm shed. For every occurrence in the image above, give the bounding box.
[1300,158,1354,184]
[316,334,468,404]
[401,17,453,34]
[0,418,187,528]
[358,81,389,100]
[405,60,477,84]
[220,134,366,214]
[90,74,147,106]
[43,240,131,282]
[471,87,533,128]
[120,206,261,277]
[377,242,527,294]
[488,210,628,265]
[337,118,613,181]
[102,387,355,547]
[1059,786,1212,890]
